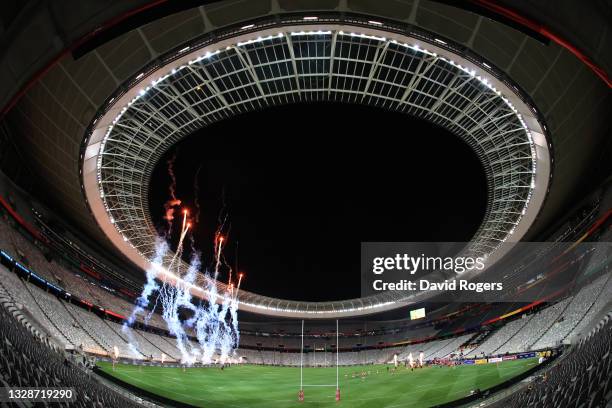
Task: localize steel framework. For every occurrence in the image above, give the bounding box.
[82,17,550,318]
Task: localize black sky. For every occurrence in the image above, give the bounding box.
[149,103,487,301]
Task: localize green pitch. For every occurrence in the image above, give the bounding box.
[98,358,537,407]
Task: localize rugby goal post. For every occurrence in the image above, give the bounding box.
[299,319,340,402]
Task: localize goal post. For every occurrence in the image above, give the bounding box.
[298,319,340,402]
[300,319,303,392]
[336,319,340,401]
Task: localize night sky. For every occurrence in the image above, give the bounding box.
[149,103,487,301]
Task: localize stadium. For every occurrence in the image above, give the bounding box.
[0,1,610,407]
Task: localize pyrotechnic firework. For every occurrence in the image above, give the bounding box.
[122,176,240,364]
[162,153,182,229]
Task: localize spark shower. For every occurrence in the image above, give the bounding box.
[121,158,241,365]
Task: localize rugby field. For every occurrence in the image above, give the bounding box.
[97,358,537,407]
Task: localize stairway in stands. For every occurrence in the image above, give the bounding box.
[18,278,73,347]
[528,302,573,349]
[131,328,177,359]
[491,315,534,354]
[160,333,182,354]
[461,330,488,349]
[103,319,146,358]
[58,299,107,352]
[466,328,496,350]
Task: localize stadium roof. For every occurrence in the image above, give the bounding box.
[1,1,610,318]
[82,16,550,316]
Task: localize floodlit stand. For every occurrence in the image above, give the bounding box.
[299,319,340,402]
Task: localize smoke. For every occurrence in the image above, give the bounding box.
[167,152,178,200]
[163,153,182,230]
[163,199,182,225]
[193,165,202,225]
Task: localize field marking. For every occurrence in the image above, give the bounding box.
[118,372,233,404]
[101,360,534,407]
[236,364,531,405]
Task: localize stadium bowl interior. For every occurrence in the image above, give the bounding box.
[0,1,610,407]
